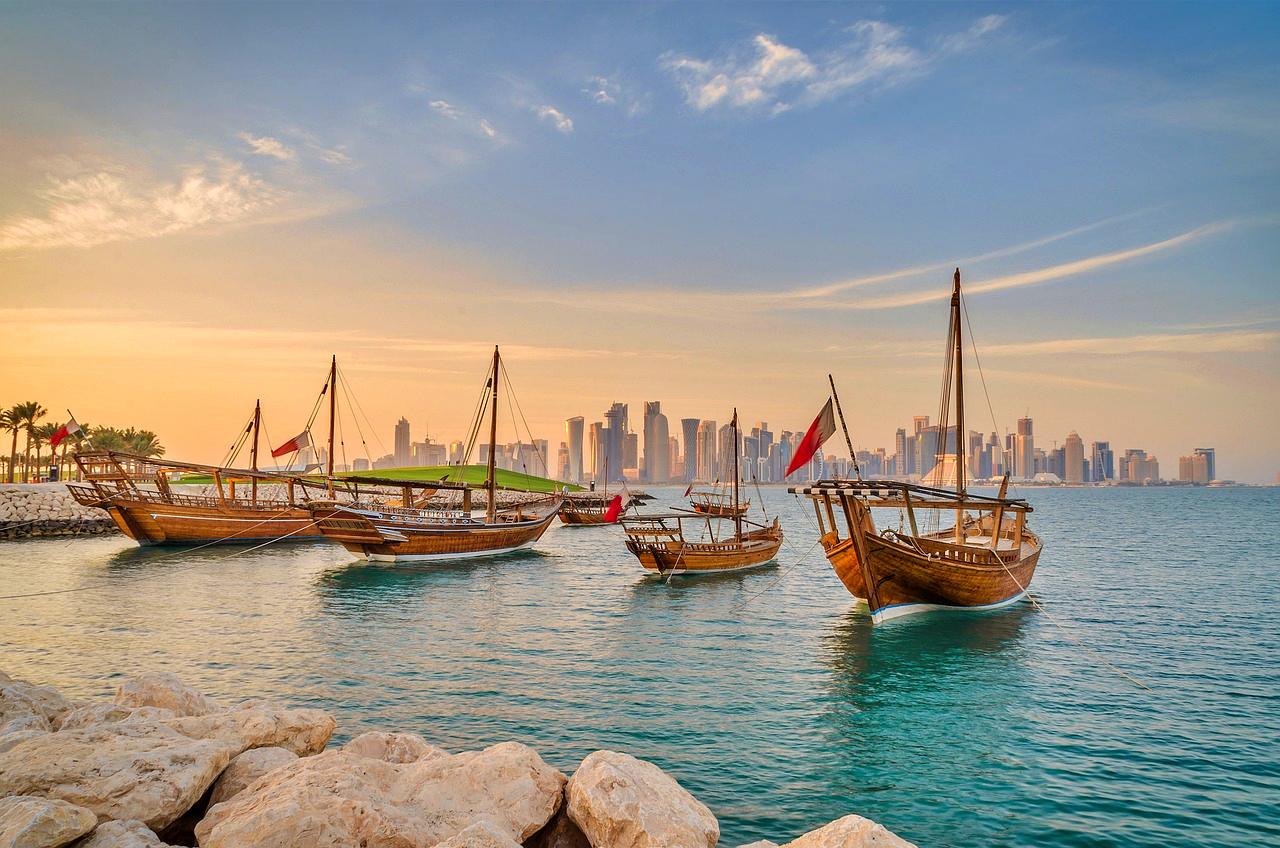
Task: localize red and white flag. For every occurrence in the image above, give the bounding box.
[602,494,625,523]
[683,483,694,498]
[49,418,83,449]
[785,398,836,478]
[271,430,311,458]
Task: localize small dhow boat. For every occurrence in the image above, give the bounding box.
[687,486,749,518]
[558,456,627,525]
[622,409,782,575]
[309,346,562,562]
[789,269,1043,623]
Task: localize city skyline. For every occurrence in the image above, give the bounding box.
[1,4,1276,481]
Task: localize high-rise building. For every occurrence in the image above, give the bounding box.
[448,440,465,465]
[1121,449,1160,484]
[1063,431,1085,483]
[413,440,446,467]
[668,436,682,480]
[681,419,700,483]
[393,417,411,467]
[916,425,939,478]
[589,421,606,483]
[642,401,670,482]
[894,428,908,477]
[717,423,737,482]
[913,415,929,435]
[1091,441,1114,481]
[1179,453,1210,484]
[1015,417,1034,479]
[556,442,570,482]
[565,417,584,483]
[696,420,717,482]
[603,403,627,483]
[1193,448,1216,483]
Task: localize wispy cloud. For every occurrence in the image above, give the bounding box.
[0,161,282,252]
[534,105,574,133]
[479,119,498,139]
[982,329,1279,356]
[238,133,296,161]
[429,100,460,120]
[582,75,649,116]
[312,144,351,166]
[661,16,1004,115]
[809,222,1234,310]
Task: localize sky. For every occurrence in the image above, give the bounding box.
[0,2,1277,481]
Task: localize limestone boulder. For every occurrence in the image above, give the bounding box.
[782,815,915,848]
[207,746,299,806]
[73,820,174,847]
[196,742,565,847]
[736,843,780,848]
[163,701,334,756]
[57,704,177,731]
[0,796,97,848]
[524,808,591,848]
[566,750,718,848]
[2,675,75,727]
[0,727,48,754]
[433,820,522,847]
[113,672,222,717]
[0,722,238,830]
[342,730,446,763]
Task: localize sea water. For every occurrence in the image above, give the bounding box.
[1,486,1277,845]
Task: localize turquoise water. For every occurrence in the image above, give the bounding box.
[2,487,1277,845]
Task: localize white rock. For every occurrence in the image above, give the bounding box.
[56,703,177,731]
[1,676,75,726]
[736,842,780,848]
[0,722,238,830]
[73,820,175,847]
[433,820,523,848]
[342,730,446,763]
[208,746,298,806]
[566,750,718,848]
[196,742,565,847]
[0,795,97,848]
[163,701,335,756]
[0,728,48,754]
[113,672,222,717]
[782,815,916,848]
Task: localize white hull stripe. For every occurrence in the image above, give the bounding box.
[150,514,307,523]
[646,555,779,576]
[871,590,1027,624]
[363,539,540,563]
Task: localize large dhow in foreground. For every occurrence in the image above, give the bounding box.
[621,409,782,576]
[789,269,1043,623]
[308,346,562,563]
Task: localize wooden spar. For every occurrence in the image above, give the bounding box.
[250,399,261,505]
[989,473,1009,550]
[326,355,336,495]
[732,408,741,539]
[486,346,500,523]
[952,268,966,543]
[828,374,862,482]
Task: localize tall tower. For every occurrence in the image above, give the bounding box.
[565,417,584,483]
[1193,447,1216,483]
[696,420,717,482]
[393,417,411,467]
[642,402,670,483]
[681,419,700,483]
[1015,417,1034,479]
[1063,431,1085,483]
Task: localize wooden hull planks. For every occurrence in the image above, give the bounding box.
[310,498,561,563]
[624,524,783,575]
[74,494,321,546]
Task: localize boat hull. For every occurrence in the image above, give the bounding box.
[67,487,321,546]
[311,500,561,563]
[626,529,782,575]
[558,507,612,525]
[689,501,749,518]
[847,531,1041,623]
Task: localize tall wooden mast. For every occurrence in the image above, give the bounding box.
[952,268,966,544]
[327,355,336,494]
[732,408,741,539]
[485,346,500,523]
[828,374,861,482]
[250,399,261,504]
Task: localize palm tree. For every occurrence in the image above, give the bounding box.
[12,402,46,483]
[32,422,60,482]
[0,407,20,483]
[126,429,165,458]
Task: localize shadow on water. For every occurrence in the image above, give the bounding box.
[312,548,555,612]
[97,538,334,574]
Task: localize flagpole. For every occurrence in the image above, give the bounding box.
[827,374,862,482]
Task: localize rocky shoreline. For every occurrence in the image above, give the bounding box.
[0,669,914,847]
[0,485,117,540]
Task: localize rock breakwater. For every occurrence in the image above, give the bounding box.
[0,668,915,847]
[0,485,116,540]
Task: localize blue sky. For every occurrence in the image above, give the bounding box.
[1,2,1277,479]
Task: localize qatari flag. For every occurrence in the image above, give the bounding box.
[271,430,311,458]
[602,494,625,523]
[785,398,836,478]
[49,418,82,449]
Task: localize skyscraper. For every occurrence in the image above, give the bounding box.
[681,419,700,483]
[393,417,411,467]
[1193,447,1216,482]
[603,403,627,482]
[642,401,670,482]
[894,428,907,477]
[589,421,606,483]
[1063,431,1085,483]
[696,420,717,481]
[1015,417,1034,479]
[564,417,584,483]
[717,422,737,482]
[1090,441,1114,481]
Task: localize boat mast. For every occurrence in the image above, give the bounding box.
[732,408,742,539]
[828,374,862,482]
[485,346,500,523]
[250,399,261,505]
[952,269,966,543]
[327,355,336,495]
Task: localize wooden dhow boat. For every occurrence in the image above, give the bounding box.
[558,457,627,525]
[789,269,1043,623]
[622,410,782,575]
[308,346,562,562]
[68,358,351,546]
[687,487,749,518]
